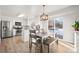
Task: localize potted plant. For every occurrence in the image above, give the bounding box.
[72,21,79,31]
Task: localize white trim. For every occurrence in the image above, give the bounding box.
[74,31,77,52]
[49,10,75,18]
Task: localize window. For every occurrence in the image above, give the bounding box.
[48,17,63,39]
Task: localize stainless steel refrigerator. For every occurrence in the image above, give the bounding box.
[0,21,11,39]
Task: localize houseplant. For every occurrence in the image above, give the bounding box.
[72,21,79,31]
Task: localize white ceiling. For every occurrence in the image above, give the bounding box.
[0,5,70,18]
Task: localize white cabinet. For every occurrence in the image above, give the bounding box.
[13,29,16,36]
[74,31,79,52]
[22,29,29,42]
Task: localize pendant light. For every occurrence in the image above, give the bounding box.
[40,5,48,21]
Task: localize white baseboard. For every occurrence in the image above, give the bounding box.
[58,39,74,51]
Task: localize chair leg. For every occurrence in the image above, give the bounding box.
[56,40,58,45]
[29,46,31,53]
[48,45,49,53]
[56,40,58,52]
[40,39,42,53]
[29,38,32,53]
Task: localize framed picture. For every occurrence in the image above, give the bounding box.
[48,20,54,30]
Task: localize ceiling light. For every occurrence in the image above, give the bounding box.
[40,5,48,21]
[18,14,24,17]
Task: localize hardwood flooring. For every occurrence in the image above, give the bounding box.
[0,36,74,53]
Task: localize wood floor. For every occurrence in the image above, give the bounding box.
[0,36,74,53]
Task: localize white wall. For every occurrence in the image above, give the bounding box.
[29,16,40,25]
[63,14,75,43]
[40,20,48,32]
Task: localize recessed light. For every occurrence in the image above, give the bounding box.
[18,14,24,17]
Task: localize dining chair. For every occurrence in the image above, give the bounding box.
[29,30,42,53]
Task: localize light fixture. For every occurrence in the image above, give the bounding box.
[40,5,48,21]
[18,14,24,17]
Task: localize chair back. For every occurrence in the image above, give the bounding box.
[29,30,36,39]
[30,30,36,34]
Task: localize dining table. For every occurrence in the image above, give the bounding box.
[36,33,58,53]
